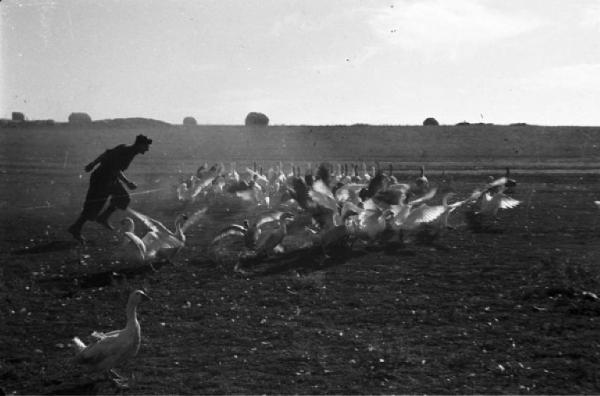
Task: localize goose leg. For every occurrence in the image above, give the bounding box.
[109,369,130,388]
[109,369,126,380]
[233,261,250,276]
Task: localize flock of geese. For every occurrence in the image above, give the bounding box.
[121,161,521,274]
[71,162,522,388]
[195,162,520,272]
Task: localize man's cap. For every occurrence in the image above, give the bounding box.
[135,134,153,145]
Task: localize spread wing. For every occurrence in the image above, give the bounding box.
[290,177,311,209]
[364,171,386,200]
[497,195,520,209]
[408,187,438,206]
[255,211,284,229]
[245,167,269,184]
[211,224,247,244]
[485,177,507,190]
[181,207,208,233]
[126,208,166,234]
[309,180,338,213]
[404,204,445,226]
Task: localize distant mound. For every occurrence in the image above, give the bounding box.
[245,112,269,127]
[93,117,172,128]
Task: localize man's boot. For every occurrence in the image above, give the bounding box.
[68,218,86,244]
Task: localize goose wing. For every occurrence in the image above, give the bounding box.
[335,186,352,203]
[191,175,217,198]
[290,177,311,209]
[126,208,168,235]
[311,179,335,200]
[464,189,483,204]
[91,329,122,339]
[364,171,386,199]
[403,204,445,227]
[255,211,284,229]
[408,187,438,205]
[309,180,338,213]
[181,207,208,233]
[335,183,364,203]
[484,176,507,191]
[496,194,520,209]
[74,332,128,367]
[245,167,269,184]
[123,231,147,260]
[211,224,247,244]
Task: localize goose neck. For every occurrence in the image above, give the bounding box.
[126,300,139,327]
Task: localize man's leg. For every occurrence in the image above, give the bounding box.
[96,181,130,229]
[69,179,109,241]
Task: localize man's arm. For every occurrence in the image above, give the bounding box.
[118,171,137,190]
[84,151,106,172]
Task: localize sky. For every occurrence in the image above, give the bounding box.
[2,0,600,125]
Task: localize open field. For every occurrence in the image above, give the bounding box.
[1,125,600,394]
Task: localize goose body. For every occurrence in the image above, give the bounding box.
[124,207,207,262]
[476,186,520,217]
[72,290,150,387]
[253,212,295,256]
[396,192,465,231]
[211,220,257,249]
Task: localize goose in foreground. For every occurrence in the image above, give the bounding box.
[72,290,151,388]
[123,207,207,265]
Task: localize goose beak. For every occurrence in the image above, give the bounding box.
[140,291,152,301]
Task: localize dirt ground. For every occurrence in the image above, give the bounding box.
[2,162,600,394]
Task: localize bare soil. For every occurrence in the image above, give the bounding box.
[2,126,600,394]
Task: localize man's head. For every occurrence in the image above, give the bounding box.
[133,134,152,154]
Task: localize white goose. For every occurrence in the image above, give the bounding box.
[123,207,207,264]
[72,290,151,388]
[415,165,429,190]
[398,192,473,231]
[343,199,391,242]
[235,212,295,274]
[475,185,520,217]
[191,164,221,199]
[253,212,296,257]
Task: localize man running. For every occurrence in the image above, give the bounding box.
[68,134,152,243]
